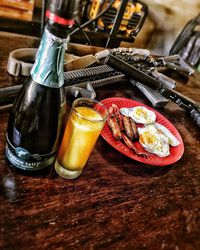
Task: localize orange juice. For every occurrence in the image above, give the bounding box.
[57,107,105,171]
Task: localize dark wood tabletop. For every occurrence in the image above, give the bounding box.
[0,31,200,250]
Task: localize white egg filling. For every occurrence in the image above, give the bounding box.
[120,106,156,124]
[120,105,180,158]
[138,125,170,157]
[154,122,180,146]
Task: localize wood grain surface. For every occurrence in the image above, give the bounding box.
[0,0,34,21]
[0,32,200,250]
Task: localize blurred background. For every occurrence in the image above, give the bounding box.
[0,0,199,56]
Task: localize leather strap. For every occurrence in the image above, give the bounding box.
[7,48,98,76]
[7,48,36,76]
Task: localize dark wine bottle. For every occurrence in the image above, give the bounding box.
[6,0,80,172]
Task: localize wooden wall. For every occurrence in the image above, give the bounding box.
[0,0,34,21]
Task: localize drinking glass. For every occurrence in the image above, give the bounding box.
[55,98,108,179]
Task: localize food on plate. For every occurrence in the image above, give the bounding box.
[130,117,138,140]
[107,103,181,159]
[138,125,170,157]
[154,122,180,146]
[123,116,134,140]
[120,106,156,124]
[107,104,146,157]
[121,133,148,158]
[112,104,124,131]
[108,106,122,140]
[107,115,122,140]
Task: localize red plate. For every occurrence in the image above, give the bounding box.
[101,97,184,166]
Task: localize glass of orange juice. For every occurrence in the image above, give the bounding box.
[55,98,108,179]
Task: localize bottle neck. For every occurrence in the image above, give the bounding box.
[46,10,74,38]
[31,27,68,88]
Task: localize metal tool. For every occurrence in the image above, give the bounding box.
[160,87,200,127]
[130,79,169,108]
[106,52,200,127]
[64,65,115,81]
[2,49,200,127]
[106,54,161,89]
[0,65,126,111]
[155,55,194,75]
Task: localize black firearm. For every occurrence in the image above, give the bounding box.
[1,49,200,126]
[0,65,126,112]
[105,50,200,127]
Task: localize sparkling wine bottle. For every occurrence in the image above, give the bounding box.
[6,0,79,172]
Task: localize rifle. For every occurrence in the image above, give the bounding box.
[0,65,126,111]
[1,48,200,127]
[104,48,200,126]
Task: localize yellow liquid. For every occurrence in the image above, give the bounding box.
[57,107,105,171]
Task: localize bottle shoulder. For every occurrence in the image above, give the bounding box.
[11,78,66,120]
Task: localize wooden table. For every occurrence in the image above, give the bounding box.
[0,32,200,250]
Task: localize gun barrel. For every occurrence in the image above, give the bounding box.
[106,54,161,90]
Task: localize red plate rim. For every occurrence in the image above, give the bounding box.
[101,97,184,166]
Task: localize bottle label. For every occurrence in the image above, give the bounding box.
[31,28,68,88]
[6,136,56,171]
